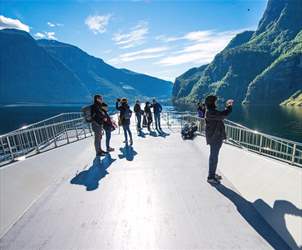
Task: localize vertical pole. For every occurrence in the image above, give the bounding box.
[75,124,79,140]
[238,129,242,144]
[33,129,40,153]
[259,135,263,153]
[88,122,92,135]
[7,136,14,161]
[51,125,57,148]
[65,122,70,144]
[83,124,87,138]
[291,144,297,165]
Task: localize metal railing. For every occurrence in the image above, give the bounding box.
[161,111,302,168]
[0,113,92,166]
[1,111,301,168]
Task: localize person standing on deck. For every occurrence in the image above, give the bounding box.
[144,101,153,132]
[116,98,133,146]
[205,95,233,184]
[197,102,206,118]
[101,102,115,152]
[91,95,107,156]
[134,100,143,134]
[197,102,206,132]
[151,99,163,131]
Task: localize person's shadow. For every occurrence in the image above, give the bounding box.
[213,184,301,250]
[70,155,116,191]
[118,145,137,161]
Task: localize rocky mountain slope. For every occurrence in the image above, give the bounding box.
[0,29,172,105]
[172,0,302,106]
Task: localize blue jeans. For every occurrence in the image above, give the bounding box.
[136,114,142,130]
[208,141,223,179]
[104,128,111,150]
[154,113,161,130]
[123,124,133,143]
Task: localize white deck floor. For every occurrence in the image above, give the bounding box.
[0,128,293,249]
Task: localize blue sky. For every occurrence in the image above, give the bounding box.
[1,0,267,81]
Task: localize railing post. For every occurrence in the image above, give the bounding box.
[65,123,70,144]
[238,129,242,144]
[88,123,92,135]
[51,125,57,148]
[259,135,263,153]
[33,129,40,153]
[291,144,297,165]
[83,124,87,138]
[75,125,79,140]
[6,136,14,161]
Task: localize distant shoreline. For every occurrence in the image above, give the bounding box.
[0,103,89,108]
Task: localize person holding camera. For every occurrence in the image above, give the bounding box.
[205,95,233,184]
[116,98,133,146]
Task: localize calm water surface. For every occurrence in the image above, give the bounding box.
[0,105,301,142]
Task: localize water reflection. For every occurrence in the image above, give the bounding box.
[229,105,302,143]
[175,104,302,143]
[0,105,301,142]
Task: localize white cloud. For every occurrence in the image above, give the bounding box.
[47,22,63,27]
[47,22,55,27]
[85,14,111,34]
[34,32,46,39]
[45,32,56,39]
[113,22,148,49]
[0,15,30,32]
[108,47,168,64]
[156,29,240,66]
[34,31,57,40]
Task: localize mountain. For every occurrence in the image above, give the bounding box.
[37,39,172,103]
[0,29,91,105]
[172,0,302,106]
[0,29,172,106]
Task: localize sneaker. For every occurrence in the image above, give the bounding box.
[129,139,133,146]
[215,174,222,180]
[207,177,221,185]
[107,147,115,152]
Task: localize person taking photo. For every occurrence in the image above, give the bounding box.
[205,96,233,184]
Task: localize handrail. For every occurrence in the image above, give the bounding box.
[163,111,302,146]
[0,113,92,166]
[1,111,301,168]
[161,111,302,167]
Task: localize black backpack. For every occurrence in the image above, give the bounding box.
[81,105,93,123]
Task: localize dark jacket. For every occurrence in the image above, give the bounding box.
[116,102,132,125]
[151,102,162,114]
[101,103,113,130]
[144,105,153,122]
[134,103,142,115]
[205,106,232,145]
[91,102,107,125]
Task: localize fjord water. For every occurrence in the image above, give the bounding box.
[0,105,301,143]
